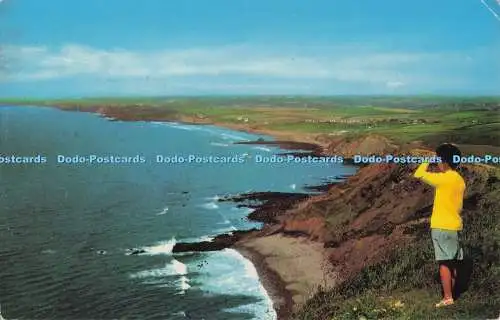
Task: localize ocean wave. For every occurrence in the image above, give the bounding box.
[230,207,255,215]
[167,123,200,131]
[180,235,215,243]
[223,250,276,319]
[0,303,8,320]
[253,146,272,152]
[176,275,191,294]
[150,121,166,126]
[204,195,221,201]
[156,206,169,215]
[220,133,250,141]
[132,237,176,256]
[129,259,187,278]
[210,142,230,147]
[171,311,187,317]
[196,249,277,319]
[290,183,297,190]
[129,258,191,293]
[206,193,239,202]
[200,202,219,210]
[173,259,188,275]
[217,219,232,225]
[214,225,237,234]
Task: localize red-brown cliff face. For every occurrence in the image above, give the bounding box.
[276,151,494,279]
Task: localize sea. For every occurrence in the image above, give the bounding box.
[0,105,356,320]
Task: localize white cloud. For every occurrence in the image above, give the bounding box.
[386,81,405,89]
[2,43,485,92]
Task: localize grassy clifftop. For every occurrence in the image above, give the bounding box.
[295,170,499,319]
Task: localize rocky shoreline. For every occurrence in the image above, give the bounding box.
[48,102,405,319]
[170,184,342,319]
[17,102,497,319]
[9,101,349,319]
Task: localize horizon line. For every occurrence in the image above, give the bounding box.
[1,94,500,101]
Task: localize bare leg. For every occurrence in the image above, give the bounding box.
[439,263,454,300]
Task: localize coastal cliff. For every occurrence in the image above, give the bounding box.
[172,135,499,319]
[12,102,497,319]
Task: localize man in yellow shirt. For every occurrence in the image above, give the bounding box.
[413,143,466,308]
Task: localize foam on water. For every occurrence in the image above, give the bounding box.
[167,123,200,131]
[171,311,186,317]
[140,237,176,255]
[180,235,215,243]
[166,123,256,143]
[220,133,250,141]
[150,121,166,126]
[130,258,191,294]
[156,206,169,215]
[129,264,177,279]
[0,303,6,320]
[253,146,272,152]
[196,249,277,320]
[210,142,230,147]
[205,195,221,201]
[176,275,191,294]
[200,202,219,210]
[172,259,187,275]
[213,226,237,234]
[217,219,232,225]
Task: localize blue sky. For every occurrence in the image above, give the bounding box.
[0,0,499,97]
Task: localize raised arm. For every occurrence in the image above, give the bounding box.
[413,162,447,187]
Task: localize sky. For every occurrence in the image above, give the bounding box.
[0,0,499,97]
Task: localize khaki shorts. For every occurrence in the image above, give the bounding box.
[431,228,464,261]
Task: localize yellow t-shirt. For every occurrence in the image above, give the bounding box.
[413,163,466,231]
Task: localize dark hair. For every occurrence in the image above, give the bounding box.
[436,143,461,169]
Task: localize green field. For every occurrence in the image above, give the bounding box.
[1,95,498,147]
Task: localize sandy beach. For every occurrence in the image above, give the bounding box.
[235,234,338,319]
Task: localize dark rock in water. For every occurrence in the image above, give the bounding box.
[173,241,228,253]
[303,176,349,192]
[172,229,258,253]
[127,249,146,255]
[130,249,146,255]
[219,191,310,223]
